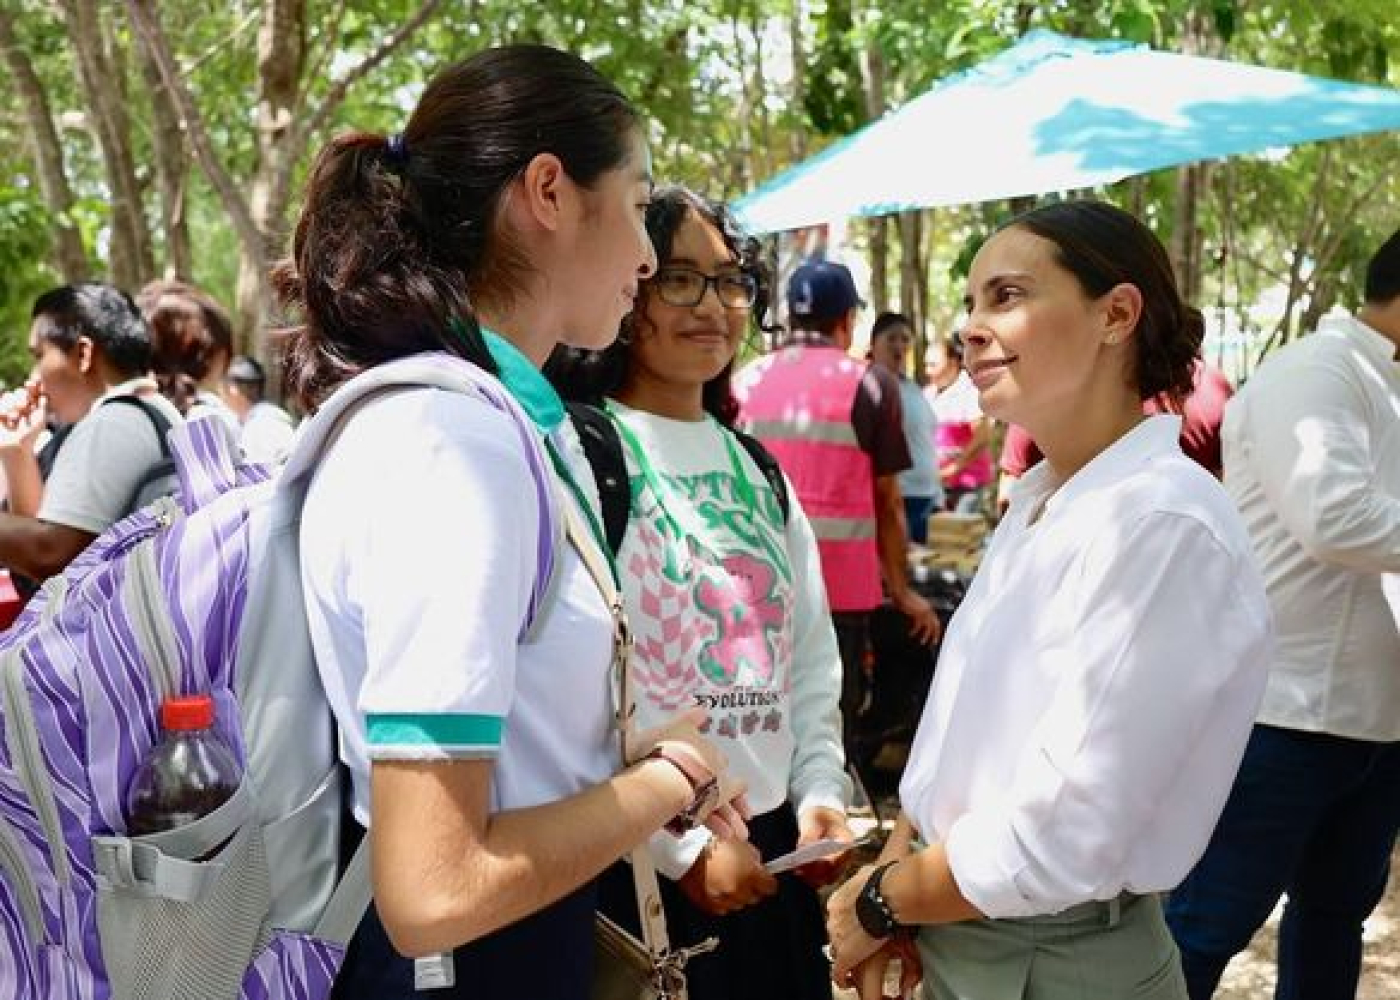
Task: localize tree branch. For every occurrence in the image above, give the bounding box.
[296,0,446,149]
[0,5,89,279]
[122,0,266,287]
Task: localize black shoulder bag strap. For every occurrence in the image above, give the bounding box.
[102,394,177,514]
[730,428,790,525]
[101,394,174,456]
[566,400,630,555]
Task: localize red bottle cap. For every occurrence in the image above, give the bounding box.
[161,694,216,731]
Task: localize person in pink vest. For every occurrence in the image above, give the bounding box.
[733,260,940,778]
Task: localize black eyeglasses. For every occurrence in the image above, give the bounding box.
[651,267,758,310]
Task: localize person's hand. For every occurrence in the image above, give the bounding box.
[826,863,888,981]
[677,836,776,916]
[0,381,46,455]
[794,805,855,888]
[841,935,922,1000]
[890,589,941,646]
[633,708,751,841]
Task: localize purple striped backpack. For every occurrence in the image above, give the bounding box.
[0,355,558,1000]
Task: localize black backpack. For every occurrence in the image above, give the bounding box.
[101,394,180,513]
[566,401,790,555]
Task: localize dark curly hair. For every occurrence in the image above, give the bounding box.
[544,185,775,426]
[1008,200,1202,406]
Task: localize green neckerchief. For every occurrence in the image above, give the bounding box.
[470,323,616,585]
[478,325,564,433]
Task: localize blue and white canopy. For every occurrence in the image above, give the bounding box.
[734,30,1400,234]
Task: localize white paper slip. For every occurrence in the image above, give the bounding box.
[763,835,870,874]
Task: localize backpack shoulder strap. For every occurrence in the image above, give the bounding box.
[281,353,561,636]
[731,427,790,525]
[566,400,629,556]
[102,394,173,456]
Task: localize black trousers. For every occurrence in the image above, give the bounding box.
[597,803,832,1000]
[331,878,598,1000]
[831,610,872,775]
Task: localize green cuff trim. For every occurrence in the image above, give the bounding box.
[366,713,504,752]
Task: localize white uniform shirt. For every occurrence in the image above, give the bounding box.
[301,378,615,827]
[900,416,1273,919]
[1222,313,1400,740]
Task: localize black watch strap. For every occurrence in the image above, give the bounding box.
[856,861,904,939]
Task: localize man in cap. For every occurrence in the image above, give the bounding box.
[221,355,295,465]
[733,260,940,780]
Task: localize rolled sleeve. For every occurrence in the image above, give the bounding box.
[1238,351,1400,573]
[649,827,713,882]
[943,511,1270,917]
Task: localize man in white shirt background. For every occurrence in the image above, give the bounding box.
[222,355,296,465]
[1167,227,1400,1000]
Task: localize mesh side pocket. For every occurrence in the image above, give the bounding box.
[94,786,272,1000]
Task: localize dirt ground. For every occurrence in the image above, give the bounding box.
[1215,844,1400,999]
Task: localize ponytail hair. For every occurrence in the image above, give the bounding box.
[273,45,641,410]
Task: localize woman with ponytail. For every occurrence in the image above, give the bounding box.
[823,201,1274,999]
[275,45,746,1000]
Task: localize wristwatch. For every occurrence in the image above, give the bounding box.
[645,745,720,836]
[856,861,904,939]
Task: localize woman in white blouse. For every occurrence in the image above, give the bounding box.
[824,200,1274,999]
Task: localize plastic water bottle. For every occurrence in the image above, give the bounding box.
[126,694,241,836]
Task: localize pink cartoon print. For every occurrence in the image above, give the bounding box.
[693,553,785,687]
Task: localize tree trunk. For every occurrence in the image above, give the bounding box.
[236,0,307,357]
[132,19,192,279]
[61,0,154,289]
[1171,163,1205,303]
[867,217,888,314]
[788,0,808,160]
[126,0,270,353]
[747,5,773,185]
[0,8,89,280]
[898,210,925,346]
[858,5,887,312]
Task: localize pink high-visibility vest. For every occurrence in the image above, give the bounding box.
[735,345,882,612]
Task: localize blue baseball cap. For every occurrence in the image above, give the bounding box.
[787,261,865,323]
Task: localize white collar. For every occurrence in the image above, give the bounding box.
[1014,414,1183,521]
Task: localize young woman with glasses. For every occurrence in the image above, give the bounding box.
[547,186,854,1000]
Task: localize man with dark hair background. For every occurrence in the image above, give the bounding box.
[0,282,181,583]
[222,355,296,465]
[734,261,940,782]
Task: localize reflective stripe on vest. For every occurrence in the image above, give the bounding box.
[735,346,883,611]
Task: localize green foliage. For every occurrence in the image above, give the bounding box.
[0,0,1394,370]
[0,188,53,386]
[803,0,863,135]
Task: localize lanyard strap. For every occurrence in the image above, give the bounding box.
[543,435,620,589]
